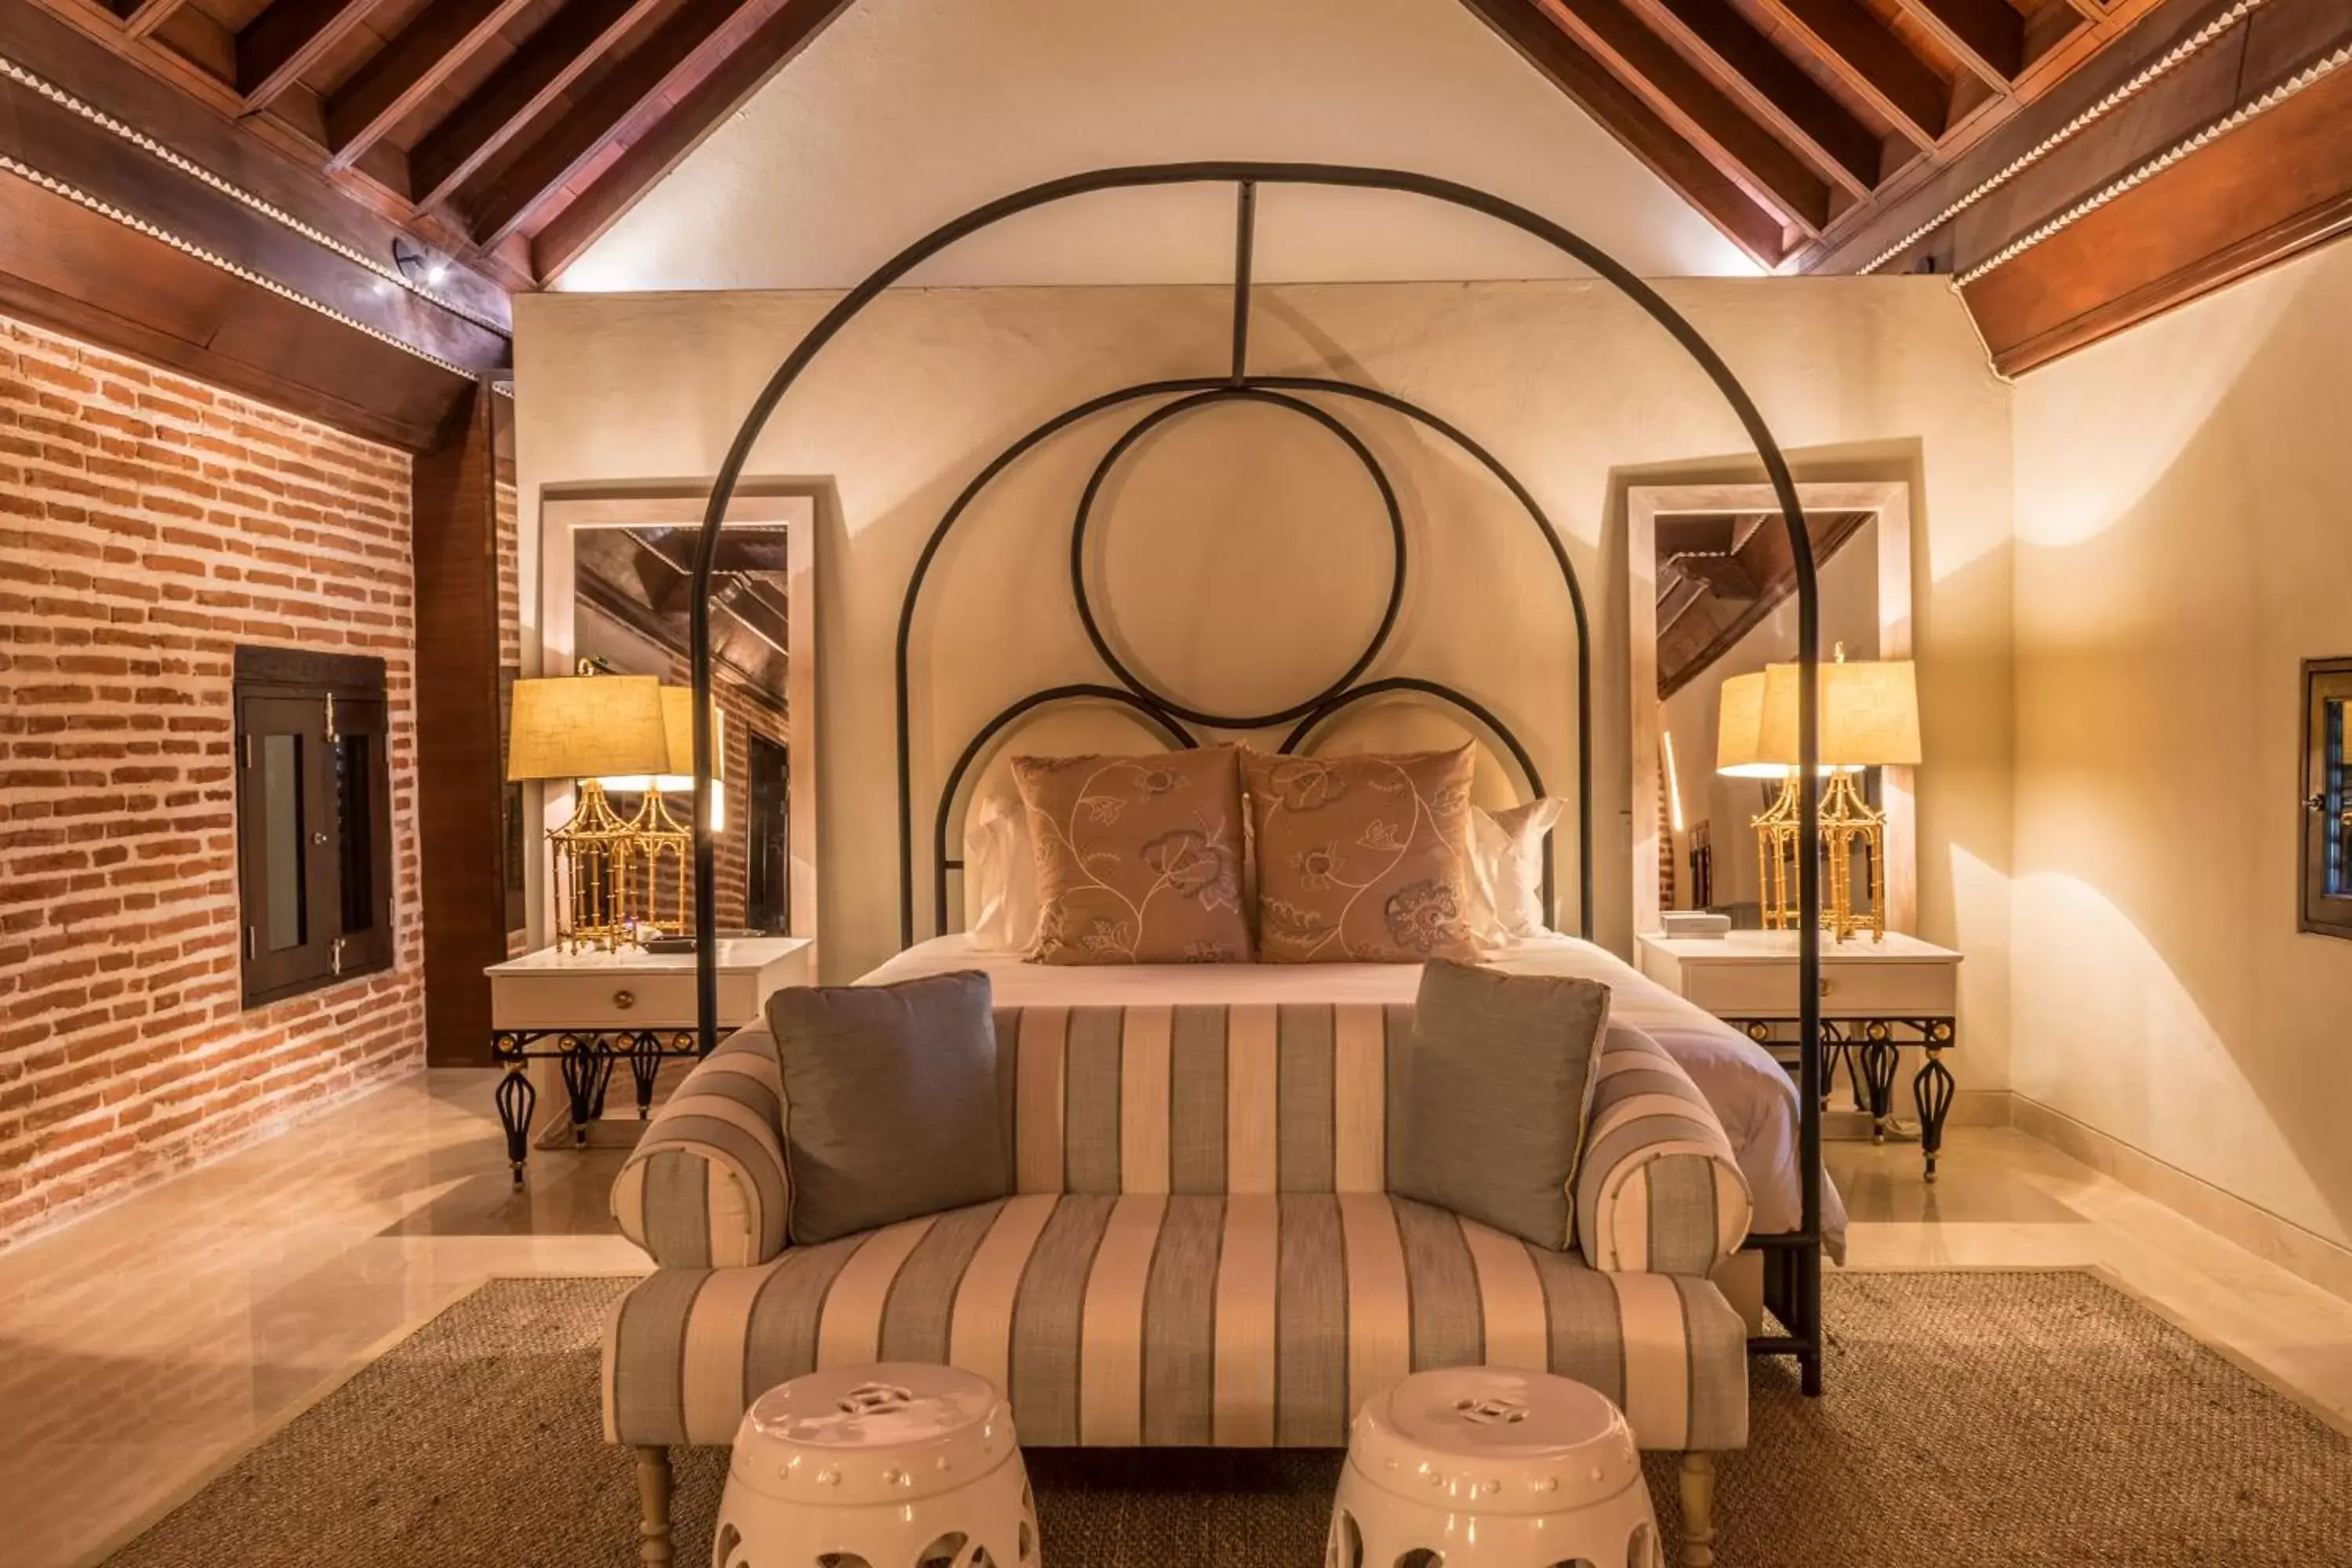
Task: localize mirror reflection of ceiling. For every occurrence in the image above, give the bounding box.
[574,525,790,697]
[558,0,1755,292]
[1655,510,1870,699]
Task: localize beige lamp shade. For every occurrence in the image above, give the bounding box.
[657,685,722,782]
[1756,659,1923,768]
[597,688,724,828]
[506,674,670,782]
[1714,671,1786,778]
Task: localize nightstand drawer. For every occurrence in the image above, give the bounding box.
[1677,958,1956,1018]
[489,970,770,1031]
[485,937,813,1033]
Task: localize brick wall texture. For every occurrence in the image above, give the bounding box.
[0,311,425,1250]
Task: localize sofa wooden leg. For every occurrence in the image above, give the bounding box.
[1678,1451,1717,1567]
[634,1445,675,1566]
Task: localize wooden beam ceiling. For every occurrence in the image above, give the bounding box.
[0,0,2346,446]
[1960,30,2352,373]
[321,0,538,171]
[1455,0,2352,380]
[10,0,859,292]
[1461,0,1796,263]
[0,0,506,446]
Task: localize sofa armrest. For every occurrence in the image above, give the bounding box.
[611,1024,792,1268]
[1576,1025,1753,1275]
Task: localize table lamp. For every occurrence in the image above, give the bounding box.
[1715,670,1804,935]
[594,686,724,938]
[1718,648,1922,942]
[506,673,670,951]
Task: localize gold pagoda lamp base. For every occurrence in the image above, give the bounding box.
[619,786,695,940]
[549,778,641,953]
[1751,769,1888,943]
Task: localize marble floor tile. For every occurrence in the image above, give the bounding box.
[1,1077,2348,1566]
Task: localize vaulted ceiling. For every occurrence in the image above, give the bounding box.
[1466,0,2175,272]
[1,0,2346,447]
[9,0,857,286]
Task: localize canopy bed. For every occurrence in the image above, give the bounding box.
[673,163,1837,1398]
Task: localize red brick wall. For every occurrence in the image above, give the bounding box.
[0,312,425,1250]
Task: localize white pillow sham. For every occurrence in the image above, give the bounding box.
[963,788,1040,953]
[1470,797,1565,943]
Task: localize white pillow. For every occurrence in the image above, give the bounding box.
[963,789,1040,953]
[1470,797,1565,943]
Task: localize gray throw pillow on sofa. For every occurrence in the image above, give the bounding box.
[1392,957,1611,1251]
[764,971,1011,1245]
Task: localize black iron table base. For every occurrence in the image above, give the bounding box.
[1731,1016,1958,1181]
[489,1029,699,1183]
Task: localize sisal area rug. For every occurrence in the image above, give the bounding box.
[103,1272,2352,1566]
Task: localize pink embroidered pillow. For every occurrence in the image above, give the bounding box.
[1011,748,1253,964]
[1245,745,1481,964]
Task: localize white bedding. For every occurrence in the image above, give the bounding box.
[857,932,1846,1254]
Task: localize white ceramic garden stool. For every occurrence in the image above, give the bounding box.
[1331,1368,1662,1568]
[714,1363,1040,1568]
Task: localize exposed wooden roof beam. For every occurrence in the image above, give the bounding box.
[1631,0,1886,197]
[1460,0,1794,267]
[454,0,795,252]
[1962,14,2352,372]
[237,0,383,107]
[407,0,662,212]
[1531,0,1834,233]
[1808,0,2336,276]
[0,0,513,325]
[0,52,506,447]
[532,0,858,281]
[119,0,187,42]
[323,0,537,170]
[1895,0,2024,87]
[1748,0,1950,146]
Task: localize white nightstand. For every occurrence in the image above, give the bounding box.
[484,937,812,1181]
[1637,929,1963,1179]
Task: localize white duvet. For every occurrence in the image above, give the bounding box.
[857,932,1847,1256]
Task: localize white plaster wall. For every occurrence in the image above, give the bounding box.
[557,0,1757,292]
[2010,238,2352,1249]
[512,275,2013,1089]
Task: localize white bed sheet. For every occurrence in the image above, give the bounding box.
[857,933,1846,1254]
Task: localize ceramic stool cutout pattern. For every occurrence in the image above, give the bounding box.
[1330,1368,1661,1568]
[715,1363,1039,1568]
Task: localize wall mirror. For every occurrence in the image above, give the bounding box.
[1628,481,1915,938]
[535,486,818,952]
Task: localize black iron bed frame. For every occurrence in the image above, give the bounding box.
[677,162,1829,1396]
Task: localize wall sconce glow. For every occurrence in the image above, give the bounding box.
[1661,729,1686,835]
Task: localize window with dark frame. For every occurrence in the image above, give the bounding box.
[2303,657,2352,941]
[234,646,395,1005]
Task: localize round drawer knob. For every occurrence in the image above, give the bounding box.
[612,989,636,1011]
[1817,978,1835,997]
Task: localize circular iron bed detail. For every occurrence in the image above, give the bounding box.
[898,369,1584,955]
[1068,384,1407,731]
[679,162,1829,1395]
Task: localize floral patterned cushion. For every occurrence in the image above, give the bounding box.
[1244,746,1482,964]
[1012,747,1254,964]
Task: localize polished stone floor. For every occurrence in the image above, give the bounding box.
[2,1071,2349,1568]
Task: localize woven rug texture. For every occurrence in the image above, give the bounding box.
[102,1271,2352,1566]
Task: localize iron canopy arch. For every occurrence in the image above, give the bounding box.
[680,162,1826,1391]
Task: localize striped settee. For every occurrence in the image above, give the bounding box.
[604,1004,1754,1564]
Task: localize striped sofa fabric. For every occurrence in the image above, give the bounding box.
[607,1003,1753,1453]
